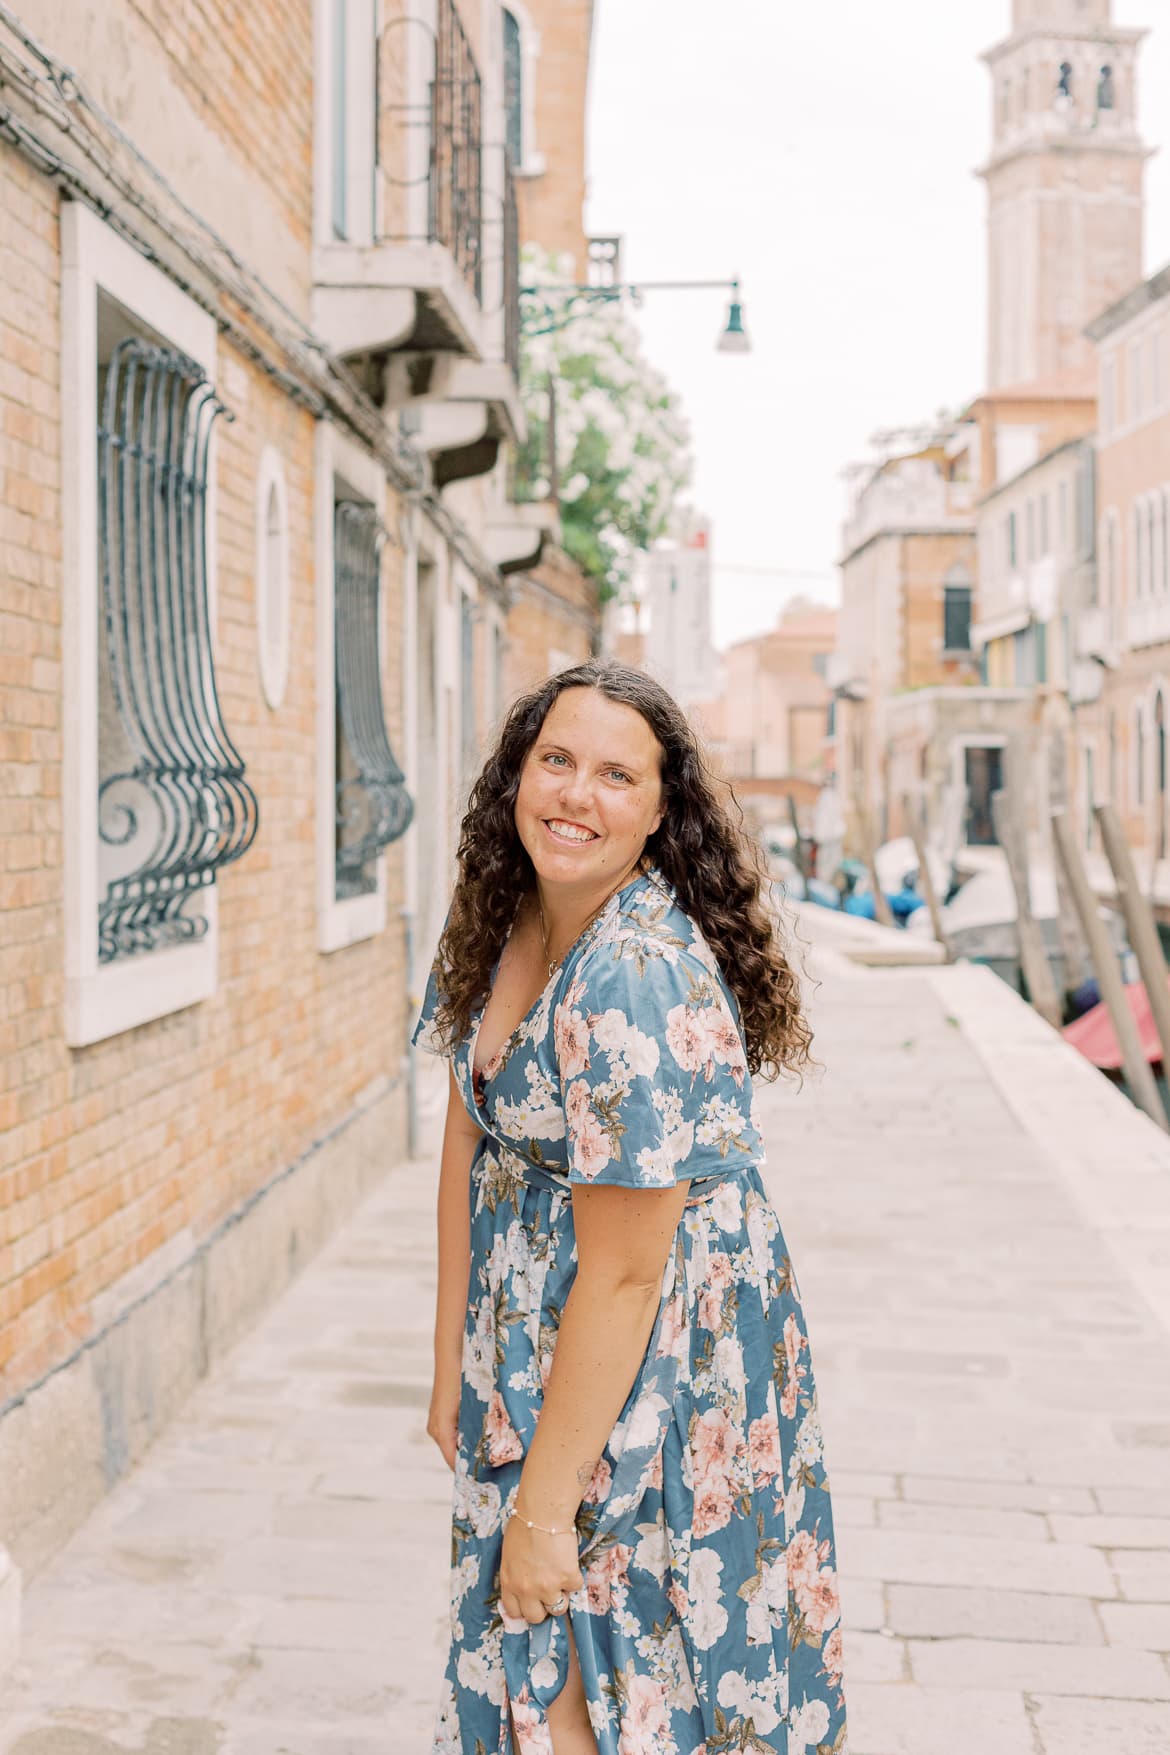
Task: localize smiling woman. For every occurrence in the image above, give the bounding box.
[413,661,847,1755]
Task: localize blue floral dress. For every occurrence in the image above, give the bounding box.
[413,867,848,1755]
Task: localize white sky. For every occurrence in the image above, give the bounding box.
[585,1,1170,651]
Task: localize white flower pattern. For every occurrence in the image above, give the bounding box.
[412,868,848,1755]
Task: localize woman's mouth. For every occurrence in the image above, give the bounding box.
[543,818,599,846]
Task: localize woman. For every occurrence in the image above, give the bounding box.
[413,662,848,1755]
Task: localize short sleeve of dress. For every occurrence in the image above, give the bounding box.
[554,936,764,1188]
[411,948,454,1059]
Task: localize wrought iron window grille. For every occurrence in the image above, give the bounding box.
[96,337,259,965]
[377,0,484,303]
[333,500,414,899]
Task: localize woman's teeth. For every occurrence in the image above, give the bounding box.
[546,820,597,844]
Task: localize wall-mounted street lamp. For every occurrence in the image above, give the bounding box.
[520,276,751,354]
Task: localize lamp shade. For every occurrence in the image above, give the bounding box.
[717,287,751,354]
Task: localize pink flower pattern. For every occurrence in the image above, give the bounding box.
[412,867,847,1754]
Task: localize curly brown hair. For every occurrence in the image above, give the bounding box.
[430,660,812,1080]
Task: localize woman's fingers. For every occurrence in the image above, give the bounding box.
[519,1594,551,1625]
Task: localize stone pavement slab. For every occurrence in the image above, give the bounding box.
[2,947,1170,1754]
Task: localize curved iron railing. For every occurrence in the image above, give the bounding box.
[334,501,414,897]
[97,338,258,964]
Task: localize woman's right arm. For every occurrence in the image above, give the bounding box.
[427,1063,483,1470]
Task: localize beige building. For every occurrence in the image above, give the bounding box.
[0,0,592,1639]
[834,0,1152,858]
[831,433,982,845]
[698,603,836,806]
[1072,269,1170,857]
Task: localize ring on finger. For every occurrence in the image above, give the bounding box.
[547,1593,568,1615]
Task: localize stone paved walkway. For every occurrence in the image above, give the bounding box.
[2,934,1170,1754]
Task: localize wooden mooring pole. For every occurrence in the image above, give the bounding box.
[1095,802,1170,1074]
[992,789,1062,1029]
[1051,810,1167,1130]
[901,793,951,962]
[862,811,896,930]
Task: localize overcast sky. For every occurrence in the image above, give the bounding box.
[585,1,1170,650]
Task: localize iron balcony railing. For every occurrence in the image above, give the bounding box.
[378,0,483,305]
[333,501,414,898]
[96,338,258,963]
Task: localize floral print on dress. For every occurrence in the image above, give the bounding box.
[414,868,848,1755]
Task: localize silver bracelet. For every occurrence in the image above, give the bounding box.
[511,1507,572,1537]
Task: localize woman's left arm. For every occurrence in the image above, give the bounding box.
[498,1181,689,1623]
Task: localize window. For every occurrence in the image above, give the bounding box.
[498,1,542,176]
[63,204,257,1044]
[1131,341,1144,423]
[1097,65,1115,110]
[1134,701,1147,808]
[503,7,523,166]
[943,581,972,652]
[315,422,413,950]
[1057,62,1073,103]
[1058,479,1069,548]
[460,590,478,791]
[1025,499,1036,563]
[1039,493,1050,556]
[333,500,413,899]
[1007,510,1018,569]
[256,447,290,710]
[331,0,348,238]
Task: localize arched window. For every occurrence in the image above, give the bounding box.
[1134,700,1147,809]
[503,7,523,167]
[1156,688,1168,859]
[1097,65,1115,111]
[1057,62,1074,103]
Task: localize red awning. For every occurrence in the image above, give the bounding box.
[1063,981,1169,1071]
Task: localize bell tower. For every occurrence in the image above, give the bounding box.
[981,0,1149,390]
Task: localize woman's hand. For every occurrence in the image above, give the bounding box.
[427,1367,461,1471]
[500,1516,583,1625]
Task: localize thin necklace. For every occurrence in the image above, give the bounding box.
[537,865,643,979]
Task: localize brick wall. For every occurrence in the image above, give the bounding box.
[0,131,410,1414]
[503,544,599,703]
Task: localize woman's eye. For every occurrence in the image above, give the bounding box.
[545,753,568,767]
[608,770,632,784]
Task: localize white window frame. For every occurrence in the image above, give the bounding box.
[501,0,546,177]
[257,446,291,710]
[314,420,392,952]
[1132,697,1147,811]
[950,733,1008,849]
[62,202,221,1047]
[314,0,378,248]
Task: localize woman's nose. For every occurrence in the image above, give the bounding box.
[557,769,593,812]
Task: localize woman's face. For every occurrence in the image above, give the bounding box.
[515,687,665,892]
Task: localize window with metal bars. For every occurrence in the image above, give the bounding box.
[333,500,414,898]
[96,332,258,964]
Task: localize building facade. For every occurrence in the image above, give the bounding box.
[0,0,590,1634]
[831,433,982,846]
[1075,270,1170,860]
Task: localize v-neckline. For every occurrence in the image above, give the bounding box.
[469,864,659,1095]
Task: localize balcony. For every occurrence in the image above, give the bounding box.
[312,0,488,372]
